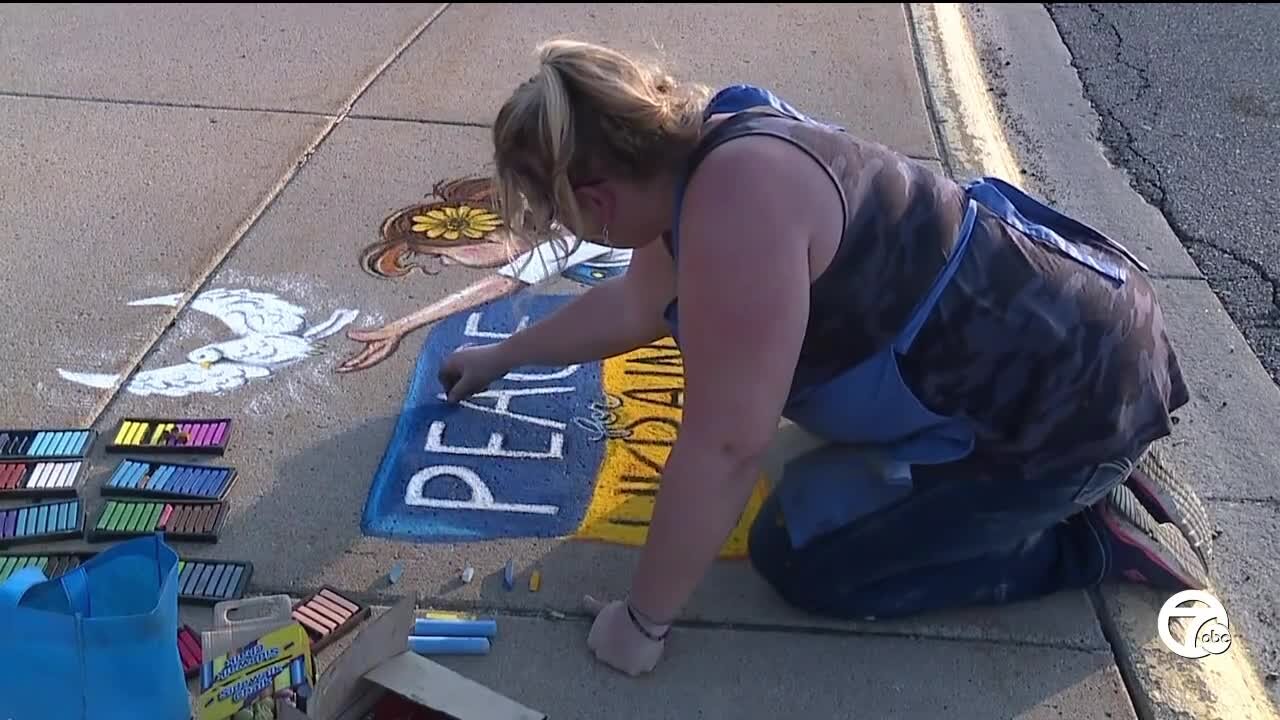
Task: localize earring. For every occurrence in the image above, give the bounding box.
[601,225,610,246]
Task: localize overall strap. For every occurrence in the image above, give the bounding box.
[702,84,819,124]
[965,177,1146,282]
[666,85,832,262]
[894,199,979,354]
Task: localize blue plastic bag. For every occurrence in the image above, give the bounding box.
[0,534,191,720]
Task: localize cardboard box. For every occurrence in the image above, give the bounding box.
[276,597,546,720]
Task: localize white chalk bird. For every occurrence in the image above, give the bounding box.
[58,288,360,398]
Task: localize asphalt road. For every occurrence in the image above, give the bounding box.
[1046,3,1280,385]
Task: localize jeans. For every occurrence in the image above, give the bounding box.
[747,450,1138,619]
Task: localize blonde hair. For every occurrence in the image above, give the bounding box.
[492,39,710,255]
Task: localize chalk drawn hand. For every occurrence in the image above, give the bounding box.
[583,595,666,677]
[336,275,526,374]
[337,323,409,373]
[437,343,511,404]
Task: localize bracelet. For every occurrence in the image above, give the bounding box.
[625,601,671,642]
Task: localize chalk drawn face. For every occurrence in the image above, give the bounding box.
[57,288,360,398]
[361,176,535,278]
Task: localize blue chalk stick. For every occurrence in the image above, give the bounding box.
[408,635,491,656]
[413,617,498,638]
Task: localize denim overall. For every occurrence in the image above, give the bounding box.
[666,85,1151,550]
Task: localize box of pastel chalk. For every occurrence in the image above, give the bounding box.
[100,458,239,501]
[276,597,546,720]
[0,498,85,548]
[0,429,95,461]
[107,418,232,455]
[178,557,254,605]
[291,586,371,654]
[0,459,86,499]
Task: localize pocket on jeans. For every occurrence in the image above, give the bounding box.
[1071,458,1134,507]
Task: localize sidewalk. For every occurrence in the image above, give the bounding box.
[0,3,1248,718]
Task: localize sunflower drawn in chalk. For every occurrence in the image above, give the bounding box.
[359,176,534,278]
[341,175,632,373]
[411,205,502,241]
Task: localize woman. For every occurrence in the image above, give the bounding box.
[437,39,1214,676]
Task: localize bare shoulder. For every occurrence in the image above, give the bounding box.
[678,131,844,268]
[683,133,837,207]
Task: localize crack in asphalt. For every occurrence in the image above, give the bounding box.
[1047,3,1280,385]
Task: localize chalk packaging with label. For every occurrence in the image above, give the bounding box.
[196,623,313,719]
[0,499,84,547]
[0,553,88,582]
[176,558,253,604]
[291,586,371,653]
[101,458,238,501]
[89,499,227,542]
[0,430,95,461]
[107,418,232,455]
[0,460,84,498]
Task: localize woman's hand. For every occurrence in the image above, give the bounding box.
[437,343,513,403]
[583,595,667,676]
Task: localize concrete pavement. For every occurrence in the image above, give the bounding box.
[0,3,1263,718]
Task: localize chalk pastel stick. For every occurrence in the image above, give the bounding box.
[412,617,498,638]
[178,625,204,677]
[408,636,491,656]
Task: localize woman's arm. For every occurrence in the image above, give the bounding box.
[494,239,675,369]
[626,134,841,624]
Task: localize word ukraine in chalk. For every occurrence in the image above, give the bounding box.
[362,294,767,557]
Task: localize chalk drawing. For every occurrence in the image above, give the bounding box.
[361,177,516,278]
[572,393,632,442]
[339,175,632,374]
[58,288,359,398]
[361,293,767,558]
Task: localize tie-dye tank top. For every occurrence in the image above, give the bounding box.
[666,88,1190,479]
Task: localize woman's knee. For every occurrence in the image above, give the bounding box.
[746,494,794,584]
[746,496,912,618]
[746,497,841,613]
